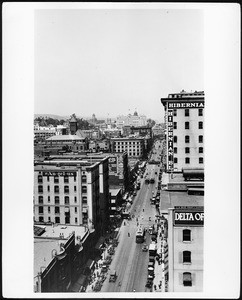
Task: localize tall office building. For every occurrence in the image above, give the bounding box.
[160,91,204,172]
[34,156,110,235]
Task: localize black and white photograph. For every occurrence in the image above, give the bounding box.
[2,2,240,298]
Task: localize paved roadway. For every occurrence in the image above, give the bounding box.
[100,140,163,293]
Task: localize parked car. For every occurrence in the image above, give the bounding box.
[145,279,153,288]
[109,270,117,282]
[142,244,148,252]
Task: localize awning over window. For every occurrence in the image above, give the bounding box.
[183,272,192,281]
[95,236,105,250]
[70,274,87,292]
[85,259,95,270]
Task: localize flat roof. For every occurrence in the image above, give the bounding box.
[34,164,78,171]
[34,224,88,277]
[46,135,85,141]
[110,188,121,196]
[37,224,87,239]
[34,238,62,278]
[169,191,204,207]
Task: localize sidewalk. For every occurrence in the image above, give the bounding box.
[85,223,123,292]
[152,223,168,292]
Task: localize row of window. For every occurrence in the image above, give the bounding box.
[173,135,203,143]
[38,175,87,184]
[37,195,87,204]
[115,141,141,145]
[173,147,203,154]
[38,185,87,193]
[173,108,203,117]
[115,150,141,156]
[173,121,203,130]
[173,157,204,164]
[38,206,79,214]
[38,216,76,224]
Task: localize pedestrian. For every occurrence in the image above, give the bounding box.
[128,232,130,237]
[143,208,144,212]
[137,222,139,226]
[154,284,157,290]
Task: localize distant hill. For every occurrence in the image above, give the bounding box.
[34,114,108,121]
[34,114,69,120]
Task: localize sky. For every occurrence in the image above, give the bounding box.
[35,9,204,122]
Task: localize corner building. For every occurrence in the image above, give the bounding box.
[34,157,109,235]
[161,91,204,172]
[168,206,204,292]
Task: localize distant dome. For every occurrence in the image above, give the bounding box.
[133,111,138,116]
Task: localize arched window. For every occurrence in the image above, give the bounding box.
[64,196,69,204]
[38,196,43,204]
[38,175,43,183]
[183,272,192,286]
[82,186,87,193]
[185,135,190,143]
[38,185,43,193]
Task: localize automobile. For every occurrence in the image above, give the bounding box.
[148,226,153,234]
[133,191,137,196]
[142,244,148,252]
[148,261,155,268]
[109,270,117,282]
[145,279,153,288]
[101,264,109,273]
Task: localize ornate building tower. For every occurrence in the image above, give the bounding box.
[69,114,78,135]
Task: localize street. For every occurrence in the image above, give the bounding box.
[100,140,163,292]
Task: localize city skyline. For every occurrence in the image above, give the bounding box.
[35,9,204,121]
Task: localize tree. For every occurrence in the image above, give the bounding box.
[147,118,156,127]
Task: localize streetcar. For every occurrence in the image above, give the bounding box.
[135,226,145,243]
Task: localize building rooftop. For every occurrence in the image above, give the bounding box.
[169,191,204,207]
[75,129,87,139]
[46,135,85,141]
[34,164,78,171]
[110,188,121,196]
[34,224,88,278]
[69,115,78,123]
[37,224,87,239]
[34,238,63,278]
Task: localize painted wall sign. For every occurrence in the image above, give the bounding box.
[174,211,204,226]
[168,101,204,109]
[42,171,77,177]
[167,109,173,171]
